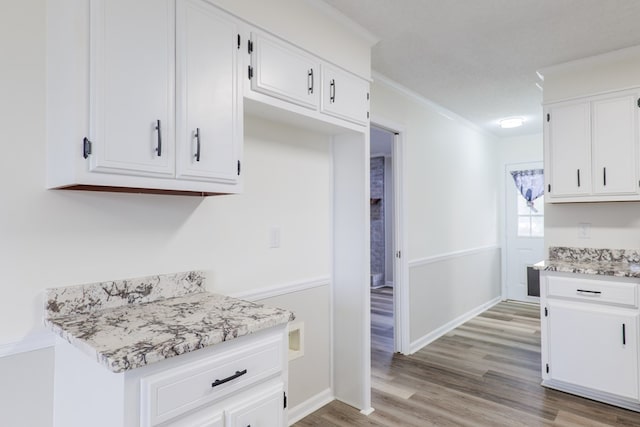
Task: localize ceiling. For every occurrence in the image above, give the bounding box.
[321,0,640,137]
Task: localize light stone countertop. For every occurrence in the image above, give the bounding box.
[533,247,640,278]
[44,271,294,373]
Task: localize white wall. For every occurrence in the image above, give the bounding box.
[259,285,331,410]
[0,1,343,424]
[542,47,640,252]
[370,77,502,346]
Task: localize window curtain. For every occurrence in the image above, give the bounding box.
[511,169,544,212]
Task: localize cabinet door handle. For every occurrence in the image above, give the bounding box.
[576,289,602,295]
[603,167,607,186]
[211,369,247,388]
[577,169,580,187]
[308,69,314,94]
[194,128,201,162]
[330,79,335,103]
[155,120,162,157]
[623,323,627,345]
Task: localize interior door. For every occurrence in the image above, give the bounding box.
[505,162,544,302]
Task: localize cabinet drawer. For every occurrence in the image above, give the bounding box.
[140,334,283,426]
[547,276,638,307]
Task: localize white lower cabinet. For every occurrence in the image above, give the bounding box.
[541,273,640,409]
[546,300,639,400]
[224,383,284,427]
[165,383,283,427]
[52,326,288,427]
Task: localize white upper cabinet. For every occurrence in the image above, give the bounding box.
[249,32,320,110]
[592,93,638,195]
[545,101,592,197]
[89,0,175,177]
[545,88,640,202]
[47,0,243,195]
[175,0,241,184]
[320,64,370,126]
[245,31,369,130]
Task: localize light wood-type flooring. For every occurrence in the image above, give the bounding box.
[295,287,640,426]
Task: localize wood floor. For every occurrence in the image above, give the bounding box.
[295,288,640,426]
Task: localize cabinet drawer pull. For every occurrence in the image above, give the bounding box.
[330,79,335,103]
[577,169,580,187]
[308,69,314,94]
[211,369,247,388]
[576,289,602,295]
[623,323,627,345]
[603,167,607,186]
[194,128,201,162]
[155,119,162,157]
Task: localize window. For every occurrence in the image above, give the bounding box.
[518,194,544,237]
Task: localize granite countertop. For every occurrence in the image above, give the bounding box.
[534,247,640,278]
[44,271,295,373]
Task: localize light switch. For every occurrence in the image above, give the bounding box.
[269,226,281,248]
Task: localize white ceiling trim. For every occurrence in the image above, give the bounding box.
[372,72,497,140]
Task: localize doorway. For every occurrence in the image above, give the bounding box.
[505,162,545,303]
[369,123,409,355]
[370,126,395,354]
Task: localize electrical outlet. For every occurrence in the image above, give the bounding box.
[578,223,591,239]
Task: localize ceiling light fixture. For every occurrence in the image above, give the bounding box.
[499,117,525,129]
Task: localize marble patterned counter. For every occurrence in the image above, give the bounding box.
[44,272,295,373]
[534,246,640,278]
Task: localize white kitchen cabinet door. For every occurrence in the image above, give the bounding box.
[592,91,639,195]
[176,0,241,183]
[224,384,284,427]
[545,101,592,197]
[166,410,223,427]
[89,0,175,177]
[320,65,370,126]
[547,299,639,400]
[250,32,320,110]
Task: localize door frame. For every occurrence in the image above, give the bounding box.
[371,117,409,354]
[501,161,544,302]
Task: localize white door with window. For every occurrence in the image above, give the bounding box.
[506,162,545,302]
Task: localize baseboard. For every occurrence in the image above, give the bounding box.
[0,331,54,358]
[287,388,334,425]
[229,276,330,302]
[409,296,501,354]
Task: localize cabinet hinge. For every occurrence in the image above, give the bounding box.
[237,160,241,176]
[82,137,92,159]
[248,39,253,54]
[248,65,253,80]
[284,391,287,409]
[237,34,241,50]
[544,307,548,317]
[546,113,550,122]
[546,363,549,374]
